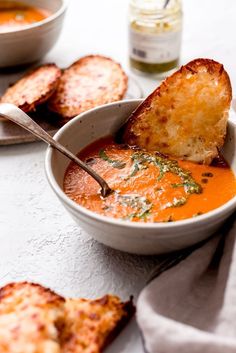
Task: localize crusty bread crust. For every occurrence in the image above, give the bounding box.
[0,64,62,113]
[0,282,65,353]
[62,295,134,353]
[48,55,128,120]
[0,282,134,353]
[123,59,232,164]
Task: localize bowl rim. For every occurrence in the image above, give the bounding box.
[0,0,69,35]
[45,99,236,232]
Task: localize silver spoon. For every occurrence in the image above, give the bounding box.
[0,103,112,198]
[163,0,170,8]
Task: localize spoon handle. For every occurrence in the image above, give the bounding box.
[0,103,112,197]
[163,0,170,8]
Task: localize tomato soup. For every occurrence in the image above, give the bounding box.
[0,1,51,32]
[64,137,236,223]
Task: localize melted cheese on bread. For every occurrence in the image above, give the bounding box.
[123,59,232,164]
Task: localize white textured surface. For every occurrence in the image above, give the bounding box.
[0,141,158,298]
[0,0,236,351]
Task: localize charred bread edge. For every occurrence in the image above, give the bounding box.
[0,281,65,302]
[1,64,62,113]
[122,58,232,144]
[48,55,128,119]
[101,296,135,351]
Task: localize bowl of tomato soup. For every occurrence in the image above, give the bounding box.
[0,0,67,67]
[45,100,236,254]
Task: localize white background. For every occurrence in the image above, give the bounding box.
[0,0,236,351]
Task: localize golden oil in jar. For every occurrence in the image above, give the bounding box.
[128,0,182,76]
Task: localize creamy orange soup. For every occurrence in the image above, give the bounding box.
[0,1,51,32]
[64,137,236,223]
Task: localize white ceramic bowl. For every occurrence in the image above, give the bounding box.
[0,0,67,67]
[45,100,236,255]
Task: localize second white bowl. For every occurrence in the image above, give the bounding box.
[0,0,67,67]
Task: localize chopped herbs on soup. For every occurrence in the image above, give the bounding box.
[127,151,202,194]
[64,136,236,223]
[117,194,152,220]
[99,149,126,169]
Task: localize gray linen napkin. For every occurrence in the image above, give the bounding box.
[137,216,236,353]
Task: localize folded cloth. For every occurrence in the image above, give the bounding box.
[137,216,236,353]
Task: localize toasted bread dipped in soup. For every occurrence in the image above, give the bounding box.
[0,282,134,353]
[0,64,61,113]
[123,59,232,164]
[48,55,128,120]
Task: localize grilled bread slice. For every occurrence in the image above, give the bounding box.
[0,64,61,113]
[123,59,232,164]
[0,282,134,353]
[62,295,134,353]
[48,55,128,120]
[0,282,65,353]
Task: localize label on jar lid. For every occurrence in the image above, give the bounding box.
[129,28,182,64]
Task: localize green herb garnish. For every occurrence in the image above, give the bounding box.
[127,153,148,178]
[99,149,126,169]
[171,181,202,194]
[171,183,185,188]
[130,162,140,177]
[118,194,153,220]
[157,168,165,181]
[128,151,202,195]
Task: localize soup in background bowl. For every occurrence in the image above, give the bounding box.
[0,0,67,67]
[0,1,51,32]
[45,100,236,254]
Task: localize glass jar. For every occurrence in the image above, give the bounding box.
[128,0,182,76]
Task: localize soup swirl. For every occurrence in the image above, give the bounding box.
[64,137,236,223]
